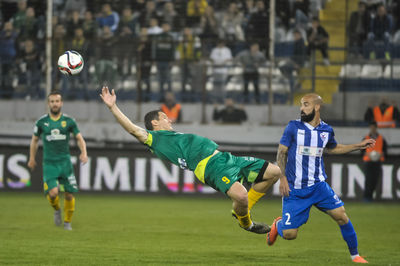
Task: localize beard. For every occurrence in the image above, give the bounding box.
[301,109,315,122]
[50,107,61,116]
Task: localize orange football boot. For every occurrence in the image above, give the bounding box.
[352,256,368,263]
[267,216,281,246]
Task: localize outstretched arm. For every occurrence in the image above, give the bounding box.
[276,144,290,197]
[100,86,148,143]
[326,138,375,155]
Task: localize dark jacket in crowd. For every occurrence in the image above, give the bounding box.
[370,14,392,39]
[349,9,370,39]
[213,107,247,123]
[152,32,175,62]
[0,30,17,64]
[292,37,306,67]
[307,25,329,43]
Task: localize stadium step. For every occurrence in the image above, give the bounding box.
[300,66,342,77]
[295,0,358,105]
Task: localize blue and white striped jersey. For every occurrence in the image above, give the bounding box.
[280,119,337,189]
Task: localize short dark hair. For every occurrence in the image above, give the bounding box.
[144,110,161,130]
[48,90,63,100]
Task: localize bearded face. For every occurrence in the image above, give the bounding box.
[50,105,61,116]
[300,108,316,122]
[48,94,63,116]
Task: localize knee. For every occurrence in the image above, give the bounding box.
[283,230,297,240]
[336,214,349,225]
[235,191,248,206]
[48,190,58,199]
[231,190,248,208]
[265,164,282,182]
[65,193,74,201]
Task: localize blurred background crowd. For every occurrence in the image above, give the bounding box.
[0,0,400,106]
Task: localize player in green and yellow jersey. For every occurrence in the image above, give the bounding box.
[100,86,282,234]
[28,91,88,230]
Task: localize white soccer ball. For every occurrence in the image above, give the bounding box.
[58,50,84,75]
[369,151,381,162]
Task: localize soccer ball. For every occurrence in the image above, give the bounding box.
[369,151,381,162]
[58,50,84,75]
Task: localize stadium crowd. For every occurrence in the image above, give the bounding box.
[0,0,399,102]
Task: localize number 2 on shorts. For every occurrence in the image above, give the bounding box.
[285,212,291,225]
[222,176,230,184]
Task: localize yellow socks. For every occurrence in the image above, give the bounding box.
[237,211,253,229]
[248,188,265,211]
[64,197,75,223]
[47,194,60,210]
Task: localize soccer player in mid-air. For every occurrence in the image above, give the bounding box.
[28,91,88,230]
[100,86,282,234]
[268,93,373,263]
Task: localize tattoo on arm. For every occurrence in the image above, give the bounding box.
[277,145,288,174]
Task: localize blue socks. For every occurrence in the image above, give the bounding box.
[277,219,284,238]
[340,220,358,256]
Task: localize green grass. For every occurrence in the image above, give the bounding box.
[0,193,399,265]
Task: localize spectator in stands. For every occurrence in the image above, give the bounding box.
[133,0,146,13]
[279,29,306,96]
[364,98,400,128]
[17,7,44,50]
[367,4,392,60]
[364,0,385,14]
[177,27,201,102]
[96,3,120,33]
[186,0,208,27]
[82,11,97,41]
[152,22,175,100]
[361,121,387,202]
[246,0,269,54]
[211,0,233,11]
[0,22,17,99]
[17,39,41,99]
[66,10,82,39]
[291,0,310,30]
[276,0,291,30]
[68,27,90,99]
[348,1,370,57]
[210,40,232,103]
[116,6,138,79]
[235,42,266,104]
[242,0,258,17]
[139,1,159,28]
[95,26,117,87]
[393,0,400,43]
[147,17,162,35]
[213,97,247,124]
[11,0,27,35]
[160,92,182,123]
[52,24,68,91]
[137,27,153,102]
[64,0,87,16]
[307,17,330,65]
[220,2,245,48]
[160,2,181,33]
[199,5,218,55]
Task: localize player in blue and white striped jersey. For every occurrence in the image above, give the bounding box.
[268,93,374,264]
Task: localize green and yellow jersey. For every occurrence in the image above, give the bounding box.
[33,114,80,163]
[144,130,218,172]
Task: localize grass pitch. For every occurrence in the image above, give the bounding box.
[0,192,399,266]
